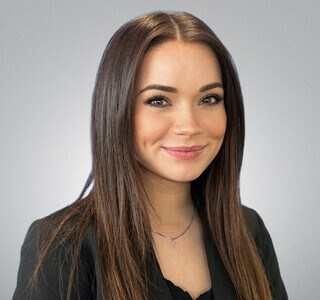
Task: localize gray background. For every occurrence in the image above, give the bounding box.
[1,1,319,299]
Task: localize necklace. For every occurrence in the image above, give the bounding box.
[151,205,195,248]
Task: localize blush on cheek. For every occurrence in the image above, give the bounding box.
[217,122,227,137]
[142,114,170,135]
[213,111,227,136]
[134,112,167,151]
[202,115,227,138]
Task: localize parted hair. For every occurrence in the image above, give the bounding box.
[30,11,272,300]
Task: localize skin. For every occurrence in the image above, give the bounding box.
[134,40,227,234]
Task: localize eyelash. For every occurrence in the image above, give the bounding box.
[144,93,223,108]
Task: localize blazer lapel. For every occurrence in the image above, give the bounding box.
[202,220,238,299]
[193,185,238,300]
[146,252,173,300]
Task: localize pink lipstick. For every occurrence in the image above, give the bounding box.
[162,145,206,159]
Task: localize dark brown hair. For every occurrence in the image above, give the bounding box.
[30,11,272,300]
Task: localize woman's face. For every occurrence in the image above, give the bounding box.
[134,40,227,183]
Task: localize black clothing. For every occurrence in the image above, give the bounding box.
[13,187,288,299]
[164,277,213,300]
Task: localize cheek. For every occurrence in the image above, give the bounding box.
[134,110,170,147]
[202,111,227,139]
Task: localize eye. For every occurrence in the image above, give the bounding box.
[143,93,224,108]
[201,94,223,106]
[144,94,169,108]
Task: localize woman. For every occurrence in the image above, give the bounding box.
[13,11,288,300]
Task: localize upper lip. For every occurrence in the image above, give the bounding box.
[162,145,206,151]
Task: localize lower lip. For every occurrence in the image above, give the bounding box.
[162,147,205,159]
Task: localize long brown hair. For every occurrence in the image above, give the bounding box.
[30,11,272,300]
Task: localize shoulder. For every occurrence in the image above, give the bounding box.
[241,205,265,248]
[241,204,288,299]
[241,204,277,260]
[13,212,97,299]
[241,204,280,256]
[19,211,97,265]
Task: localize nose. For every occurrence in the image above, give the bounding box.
[172,106,202,136]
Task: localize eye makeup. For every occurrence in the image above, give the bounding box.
[143,93,224,108]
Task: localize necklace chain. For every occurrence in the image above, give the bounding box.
[151,205,195,248]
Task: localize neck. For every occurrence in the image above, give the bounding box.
[141,169,195,234]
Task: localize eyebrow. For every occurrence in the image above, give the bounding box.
[137,82,223,95]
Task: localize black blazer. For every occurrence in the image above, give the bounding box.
[13,190,288,299]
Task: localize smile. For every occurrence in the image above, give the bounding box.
[162,146,206,160]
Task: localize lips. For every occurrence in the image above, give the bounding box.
[162,145,206,151]
[162,145,206,159]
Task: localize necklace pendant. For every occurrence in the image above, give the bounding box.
[171,240,176,247]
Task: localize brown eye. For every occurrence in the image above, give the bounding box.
[201,94,223,106]
[144,94,169,108]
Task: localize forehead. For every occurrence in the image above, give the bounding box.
[136,41,222,92]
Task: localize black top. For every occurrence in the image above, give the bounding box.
[164,277,213,300]
[13,186,288,299]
